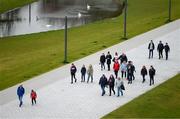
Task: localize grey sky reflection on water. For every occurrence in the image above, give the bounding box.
[0,0,123,38]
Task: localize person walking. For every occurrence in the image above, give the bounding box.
[106,51,112,71]
[164,43,170,60]
[99,74,108,96]
[120,61,127,79]
[157,41,164,59]
[108,74,115,96]
[17,85,25,107]
[148,40,155,59]
[116,77,124,97]
[30,90,37,105]
[127,61,133,84]
[149,65,156,86]
[100,53,106,70]
[131,61,136,80]
[70,63,77,84]
[113,52,119,62]
[119,53,128,64]
[113,60,120,79]
[87,64,93,83]
[141,66,147,83]
[81,64,86,82]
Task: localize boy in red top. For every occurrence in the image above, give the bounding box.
[30,90,37,105]
[113,60,120,78]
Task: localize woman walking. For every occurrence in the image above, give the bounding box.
[116,77,124,97]
[108,74,115,96]
[87,64,93,83]
[120,61,127,79]
[141,66,147,83]
[113,60,120,79]
[81,65,86,82]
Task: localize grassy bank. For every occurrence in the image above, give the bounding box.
[0,0,180,90]
[0,0,36,14]
[103,74,180,118]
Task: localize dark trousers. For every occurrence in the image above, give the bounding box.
[81,74,85,82]
[159,50,163,59]
[71,73,77,83]
[127,73,132,84]
[107,63,111,71]
[109,86,115,96]
[101,62,105,70]
[142,75,146,83]
[150,76,154,86]
[132,73,135,80]
[165,51,169,60]
[31,98,36,105]
[121,71,126,78]
[87,74,93,83]
[149,50,153,58]
[114,70,118,79]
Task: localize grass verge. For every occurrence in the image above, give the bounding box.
[0,0,36,14]
[0,0,180,90]
[102,74,180,118]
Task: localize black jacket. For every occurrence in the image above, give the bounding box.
[141,68,147,76]
[106,54,112,64]
[119,55,128,63]
[127,64,133,74]
[164,44,170,52]
[99,76,108,86]
[149,68,156,77]
[81,67,86,75]
[148,42,155,50]
[100,54,106,63]
[157,43,164,51]
[108,77,115,87]
[70,65,77,74]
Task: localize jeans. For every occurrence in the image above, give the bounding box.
[149,50,153,58]
[117,87,123,96]
[87,74,93,83]
[101,62,105,70]
[165,51,169,60]
[81,74,85,82]
[127,73,132,84]
[159,50,163,59]
[109,86,115,96]
[101,85,105,96]
[150,76,154,86]
[18,95,23,107]
[31,98,36,105]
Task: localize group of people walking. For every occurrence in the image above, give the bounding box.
[148,40,170,60]
[17,85,37,107]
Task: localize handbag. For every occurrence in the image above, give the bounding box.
[120,84,125,90]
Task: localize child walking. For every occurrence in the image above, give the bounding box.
[30,90,37,105]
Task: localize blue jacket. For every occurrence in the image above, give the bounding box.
[17,86,25,96]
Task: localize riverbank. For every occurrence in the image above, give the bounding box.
[0,0,36,14]
[0,0,180,90]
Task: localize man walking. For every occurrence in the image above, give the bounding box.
[164,43,170,60]
[106,51,112,71]
[70,63,77,84]
[99,74,108,96]
[17,85,25,107]
[100,53,106,70]
[148,40,155,59]
[157,41,164,59]
[149,65,156,86]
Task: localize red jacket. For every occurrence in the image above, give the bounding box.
[113,62,120,71]
[31,91,37,99]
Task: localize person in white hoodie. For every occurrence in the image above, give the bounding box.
[116,77,124,97]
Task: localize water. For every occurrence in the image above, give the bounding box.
[0,0,123,38]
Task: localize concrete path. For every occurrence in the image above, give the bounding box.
[0,20,180,119]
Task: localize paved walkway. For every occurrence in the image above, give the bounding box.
[0,20,180,119]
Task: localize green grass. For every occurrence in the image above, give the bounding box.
[0,0,180,90]
[103,74,180,118]
[0,0,36,14]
